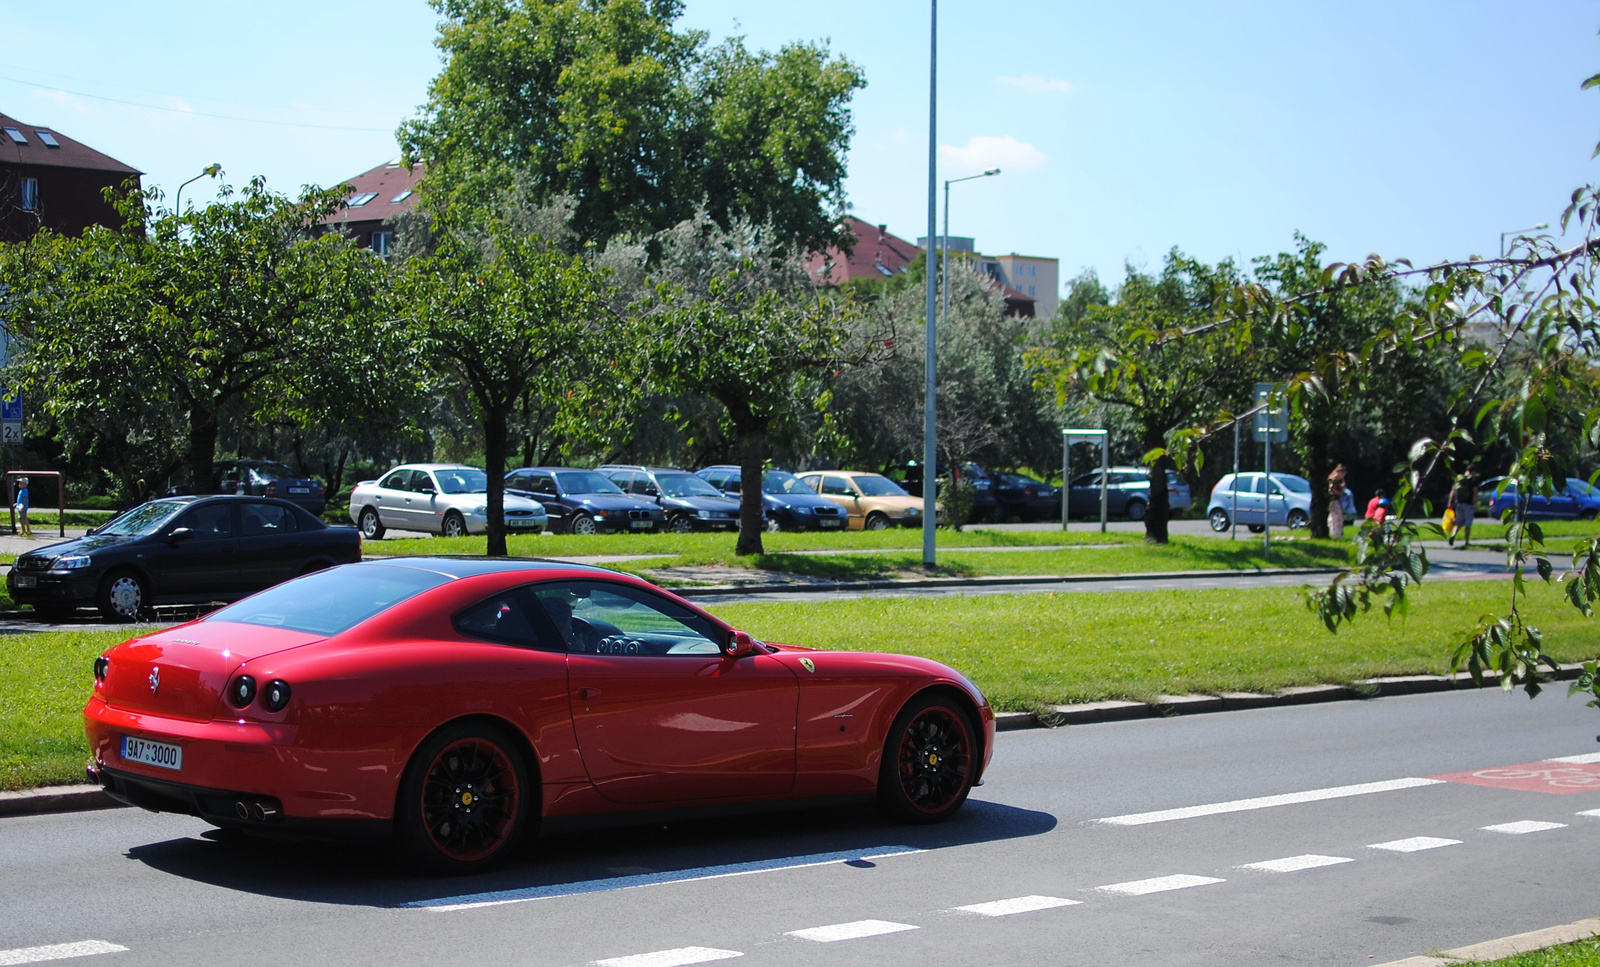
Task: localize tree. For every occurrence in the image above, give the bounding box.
[393,227,611,557]
[0,179,402,498]
[399,0,864,252]
[1034,252,1253,543]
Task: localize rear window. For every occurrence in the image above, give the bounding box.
[204,564,452,636]
[1273,475,1311,493]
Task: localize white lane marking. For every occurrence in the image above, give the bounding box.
[1482,821,1567,834]
[410,846,921,911]
[1577,809,1600,818]
[786,920,919,943]
[1368,837,1462,853]
[1546,753,1600,764]
[0,941,128,966]
[1096,874,1225,896]
[593,947,742,967]
[1238,854,1355,873]
[955,895,1082,917]
[1098,777,1443,826]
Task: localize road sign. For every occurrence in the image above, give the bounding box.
[0,388,21,424]
[1253,383,1287,442]
[0,423,20,445]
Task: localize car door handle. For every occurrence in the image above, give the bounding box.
[577,687,601,700]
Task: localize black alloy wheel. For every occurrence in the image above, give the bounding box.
[397,723,532,875]
[441,512,468,538]
[668,514,694,534]
[358,507,385,540]
[878,692,977,824]
[97,569,147,622]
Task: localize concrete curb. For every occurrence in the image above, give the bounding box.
[991,663,1590,732]
[11,662,1588,818]
[670,566,1345,598]
[1376,917,1599,965]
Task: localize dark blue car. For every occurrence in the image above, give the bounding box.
[695,466,847,532]
[601,465,742,533]
[504,468,666,534]
[1479,476,1600,521]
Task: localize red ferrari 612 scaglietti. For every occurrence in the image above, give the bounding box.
[84,558,995,873]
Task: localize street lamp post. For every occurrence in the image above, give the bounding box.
[1500,222,1548,259]
[941,168,1001,323]
[174,163,223,216]
[922,0,939,568]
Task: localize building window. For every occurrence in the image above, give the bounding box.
[1029,264,1036,277]
[371,231,395,258]
[1028,285,1036,297]
[20,178,39,212]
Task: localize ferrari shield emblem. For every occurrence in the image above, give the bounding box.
[798,658,815,674]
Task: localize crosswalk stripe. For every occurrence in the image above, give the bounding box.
[593,947,742,967]
[786,920,919,943]
[955,895,1081,916]
[0,941,129,966]
[1096,874,1225,896]
[1238,854,1354,873]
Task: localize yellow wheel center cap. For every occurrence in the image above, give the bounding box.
[460,791,475,807]
[927,753,939,767]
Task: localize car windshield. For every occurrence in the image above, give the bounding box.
[248,462,298,480]
[434,469,488,494]
[556,471,625,495]
[1568,478,1597,497]
[763,471,817,495]
[656,473,724,498]
[851,474,908,497]
[204,564,453,636]
[1273,475,1311,493]
[98,500,188,537]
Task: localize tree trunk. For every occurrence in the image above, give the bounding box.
[186,410,221,496]
[484,406,510,557]
[733,414,768,557]
[1304,431,1330,539]
[1144,432,1171,545]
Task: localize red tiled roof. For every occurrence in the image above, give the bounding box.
[0,110,139,174]
[320,159,424,227]
[806,215,924,284]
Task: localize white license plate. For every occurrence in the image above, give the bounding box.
[14,574,36,588]
[819,519,842,528]
[288,487,310,494]
[121,735,182,771]
[630,520,653,529]
[506,519,541,528]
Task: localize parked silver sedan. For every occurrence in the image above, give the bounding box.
[347,463,548,539]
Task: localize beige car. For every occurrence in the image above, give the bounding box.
[797,471,932,530]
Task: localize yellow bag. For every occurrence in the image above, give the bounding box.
[1442,507,1457,536]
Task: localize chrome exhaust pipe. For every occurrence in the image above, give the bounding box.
[235,801,251,820]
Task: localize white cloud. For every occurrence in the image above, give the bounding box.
[998,75,1074,94]
[938,134,1046,173]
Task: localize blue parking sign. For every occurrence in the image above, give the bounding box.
[0,389,20,424]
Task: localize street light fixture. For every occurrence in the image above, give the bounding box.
[174,162,223,215]
[941,168,1001,322]
[1500,222,1548,259]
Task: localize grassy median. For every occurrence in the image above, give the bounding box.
[6,579,1599,791]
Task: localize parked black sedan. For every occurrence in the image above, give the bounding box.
[695,466,847,531]
[601,465,742,532]
[167,459,328,515]
[6,495,361,621]
[503,467,666,534]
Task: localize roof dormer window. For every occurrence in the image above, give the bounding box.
[390,189,413,204]
[35,131,59,147]
[347,192,379,207]
[3,127,28,145]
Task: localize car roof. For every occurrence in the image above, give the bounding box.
[386,463,481,473]
[509,467,595,474]
[600,465,688,474]
[357,556,617,580]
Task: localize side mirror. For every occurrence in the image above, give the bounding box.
[725,630,759,657]
[167,527,195,544]
[418,487,437,496]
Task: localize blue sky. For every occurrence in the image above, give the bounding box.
[4,1,1597,290]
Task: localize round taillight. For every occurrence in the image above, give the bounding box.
[228,674,257,709]
[93,656,109,681]
[262,679,292,712]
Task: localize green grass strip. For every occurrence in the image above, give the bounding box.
[1464,935,1600,966]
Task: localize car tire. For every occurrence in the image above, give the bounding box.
[1208,508,1231,532]
[877,691,978,824]
[865,512,891,531]
[1582,509,1598,521]
[358,507,385,541]
[395,721,533,875]
[97,569,147,622]
[1247,524,1265,533]
[1125,499,1147,522]
[1287,509,1309,530]
[441,512,467,538]
[668,514,694,534]
[764,515,783,533]
[569,513,597,535]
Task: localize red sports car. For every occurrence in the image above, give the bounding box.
[84,558,995,873]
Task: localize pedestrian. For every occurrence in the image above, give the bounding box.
[1447,469,1478,547]
[1365,487,1386,523]
[1327,463,1349,539]
[13,475,30,539]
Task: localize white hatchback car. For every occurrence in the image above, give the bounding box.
[1206,472,1313,532]
[348,463,548,539]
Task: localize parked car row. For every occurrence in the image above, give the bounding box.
[1478,476,1600,521]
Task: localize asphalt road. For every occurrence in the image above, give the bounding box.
[4,688,1598,966]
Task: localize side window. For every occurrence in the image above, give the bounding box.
[453,589,554,649]
[507,473,531,491]
[411,470,437,493]
[241,502,296,535]
[702,472,726,491]
[532,582,722,656]
[379,470,410,491]
[530,472,557,495]
[176,503,234,540]
[819,476,851,496]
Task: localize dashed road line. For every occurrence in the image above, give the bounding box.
[1482,820,1567,834]
[1096,874,1225,896]
[954,895,1082,917]
[1097,777,1442,826]
[1578,809,1600,817]
[592,948,742,967]
[1238,854,1355,873]
[1368,836,1462,852]
[786,920,919,943]
[0,941,128,966]
[407,846,921,910]
[1547,753,1600,764]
